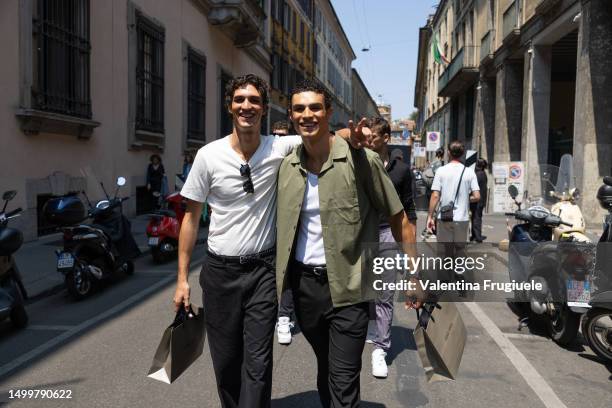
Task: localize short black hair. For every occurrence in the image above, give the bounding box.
[289,79,332,110]
[369,117,391,137]
[272,121,289,133]
[435,147,444,158]
[476,158,488,170]
[150,154,162,163]
[224,74,270,114]
[448,140,465,159]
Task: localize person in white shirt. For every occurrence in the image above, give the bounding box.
[173,74,367,408]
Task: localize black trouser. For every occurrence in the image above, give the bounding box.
[200,251,277,408]
[278,288,295,319]
[289,262,369,408]
[470,202,484,241]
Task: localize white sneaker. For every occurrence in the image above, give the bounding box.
[277,316,293,345]
[371,348,388,378]
[365,320,376,344]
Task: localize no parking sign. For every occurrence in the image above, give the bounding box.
[426,132,441,151]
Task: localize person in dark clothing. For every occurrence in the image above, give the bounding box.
[146,154,165,209]
[470,158,488,242]
[367,117,417,378]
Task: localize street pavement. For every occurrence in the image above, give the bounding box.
[0,212,610,407]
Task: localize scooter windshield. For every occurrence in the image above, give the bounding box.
[555,154,576,194]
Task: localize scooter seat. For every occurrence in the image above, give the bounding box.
[155,209,176,218]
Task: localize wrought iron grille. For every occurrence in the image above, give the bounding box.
[136,12,165,133]
[33,0,91,118]
[187,49,206,141]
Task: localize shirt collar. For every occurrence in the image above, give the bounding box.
[290,136,349,174]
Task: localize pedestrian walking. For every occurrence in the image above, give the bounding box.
[470,158,488,243]
[146,154,165,209]
[276,80,422,408]
[426,140,480,282]
[367,117,417,378]
[174,74,366,408]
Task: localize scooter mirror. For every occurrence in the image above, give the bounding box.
[117,177,126,187]
[2,190,17,201]
[508,185,518,199]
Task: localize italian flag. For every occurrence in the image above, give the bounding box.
[432,34,450,65]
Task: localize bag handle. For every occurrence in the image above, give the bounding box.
[172,305,196,327]
[452,165,467,205]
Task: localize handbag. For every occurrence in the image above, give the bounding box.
[413,302,467,382]
[147,305,206,384]
[439,165,466,222]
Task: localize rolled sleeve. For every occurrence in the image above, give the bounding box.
[180,148,210,203]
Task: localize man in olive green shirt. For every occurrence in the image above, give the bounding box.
[276,80,420,408]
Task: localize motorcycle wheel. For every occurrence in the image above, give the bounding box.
[581,308,612,363]
[548,303,580,345]
[66,261,94,300]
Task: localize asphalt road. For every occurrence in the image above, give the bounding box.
[0,244,610,407]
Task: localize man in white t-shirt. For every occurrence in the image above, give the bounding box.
[174,74,367,408]
[427,140,480,265]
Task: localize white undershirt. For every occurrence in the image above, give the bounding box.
[295,172,326,265]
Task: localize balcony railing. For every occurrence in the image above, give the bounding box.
[480,30,495,62]
[438,46,480,96]
[503,0,521,41]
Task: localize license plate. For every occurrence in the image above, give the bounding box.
[57,252,75,269]
[148,237,159,246]
[567,279,591,304]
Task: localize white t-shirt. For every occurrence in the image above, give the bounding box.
[181,134,302,256]
[431,162,480,222]
[295,172,326,265]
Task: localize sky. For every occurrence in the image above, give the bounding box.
[330,0,435,121]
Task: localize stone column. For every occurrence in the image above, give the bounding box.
[574,0,612,221]
[475,79,496,162]
[521,45,552,199]
[494,62,524,163]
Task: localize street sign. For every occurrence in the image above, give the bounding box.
[492,162,525,213]
[426,131,441,151]
[414,147,427,157]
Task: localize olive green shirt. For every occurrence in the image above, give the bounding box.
[276,136,404,307]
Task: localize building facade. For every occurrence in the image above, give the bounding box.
[351,68,379,122]
[269,0,315,129]
[414,0,612,220]
[313,0,355,130]
[377,103,392,124]
[0,0,272,241]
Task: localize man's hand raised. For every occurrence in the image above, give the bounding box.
[347,117,371,149]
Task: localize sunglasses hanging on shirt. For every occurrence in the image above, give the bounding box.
[240,163,254,194]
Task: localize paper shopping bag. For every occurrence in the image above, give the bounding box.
[414,302,467,383]
[147,305,205,384]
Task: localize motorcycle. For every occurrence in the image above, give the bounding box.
[44,177,141,300]
[0,190,28,328]
[581,175,612,363]
[505,177,590,345]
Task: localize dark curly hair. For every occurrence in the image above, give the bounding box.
[224,74,270,115]
[289,79,332,110]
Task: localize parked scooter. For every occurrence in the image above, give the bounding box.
[581,176,612,363]
[0,190,28,328]
[505,180,590,345]
[146,188,185,264]
[44,177,141,300]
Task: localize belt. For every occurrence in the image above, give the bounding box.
[292,260,328,281]
[206,247,275,265]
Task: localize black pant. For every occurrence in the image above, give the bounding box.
[470,202,484,241]
[278,288,295,319]
[200,253,277,408]
[289,263,369,408]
